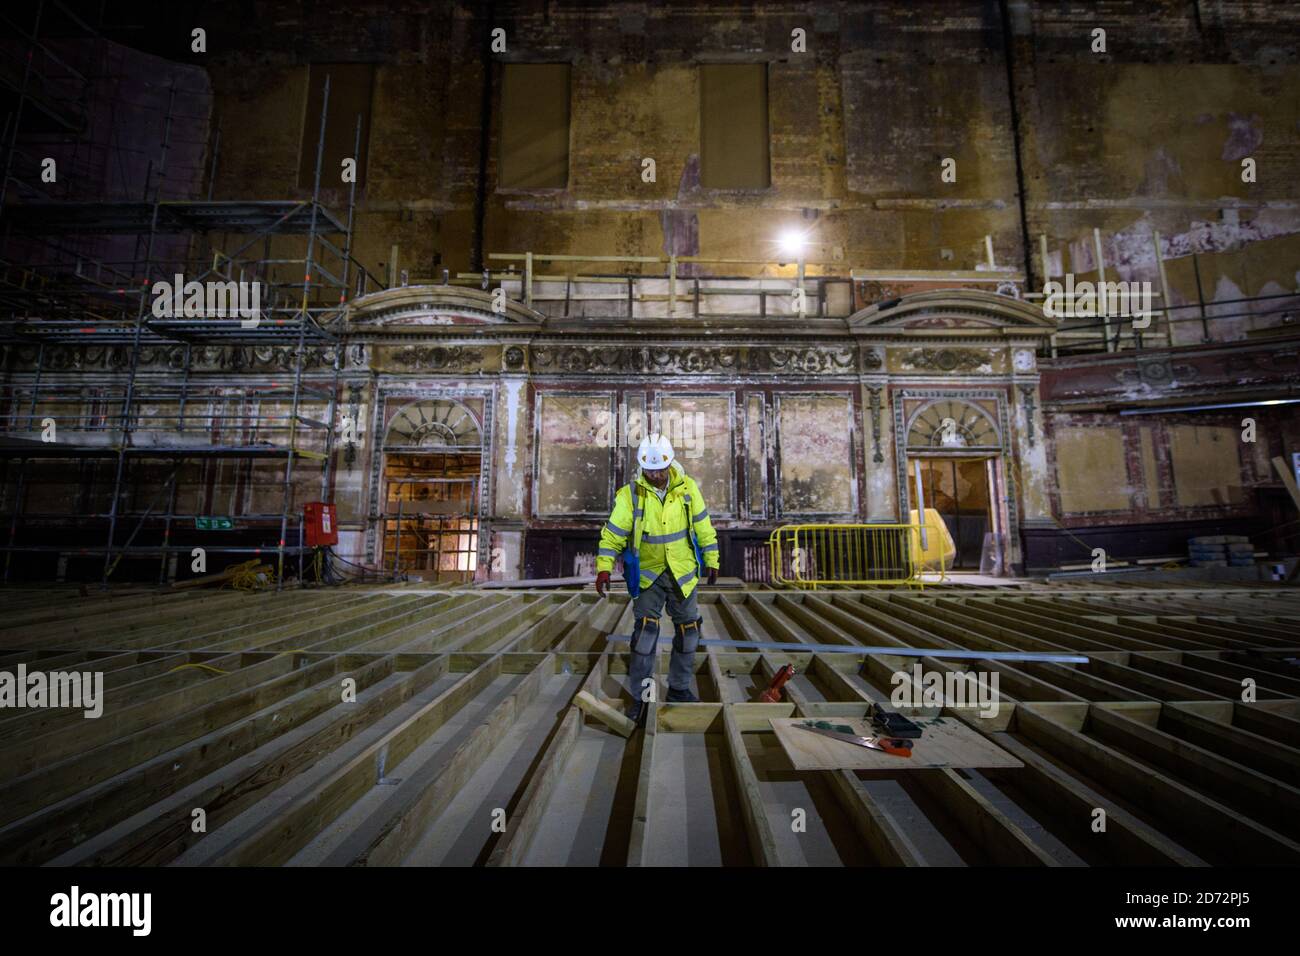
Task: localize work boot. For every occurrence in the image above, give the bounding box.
[626,697,645,723]
[665,685,698,703]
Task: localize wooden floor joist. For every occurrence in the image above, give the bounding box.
[0,582,1297,866]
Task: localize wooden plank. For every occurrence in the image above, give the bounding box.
[1232,702,1300,748]
[1129,652,1288,699]
[1015,704,1300,864]
[1162,702,1300,785]
[485,653,609,866]
[1087,704,1300,832]
[574,690,636,737]
[721,708,781,866]
[824,770,927,866]
[769,716,1022,771]
[0,655,400,865]
[912,769,1059,866]
[985,731,1205,866]
[485,706,582,866]
[626,697,658,867]
[57,657,449,866]
[336,657,551,866]
[203,657,501,866]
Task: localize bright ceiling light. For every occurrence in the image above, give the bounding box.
[777,230,807,259]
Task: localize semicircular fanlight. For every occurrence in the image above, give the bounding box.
[907,400,999,450]
[384,399,481,449]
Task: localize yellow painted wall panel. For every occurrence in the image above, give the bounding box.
[1055,426,1130,514]
[1170,425,1245,507]
[500,64,570,189]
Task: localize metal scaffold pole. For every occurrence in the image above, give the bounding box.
[101,83,176,589]
[277,74,331,590]
[0,0,44,210]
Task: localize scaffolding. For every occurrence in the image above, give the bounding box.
[1,46,383,587]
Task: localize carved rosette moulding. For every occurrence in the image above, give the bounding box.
[901,347,987,373]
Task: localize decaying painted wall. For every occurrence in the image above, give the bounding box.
[535,392,614,516]
[776,393,856,515]
[5,2,1300,582]
[97,0,1294,294]
[1044,412,1271,523]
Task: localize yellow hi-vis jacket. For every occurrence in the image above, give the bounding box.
[596,464,720,598]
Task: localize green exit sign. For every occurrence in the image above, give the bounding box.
[195,517,234,530]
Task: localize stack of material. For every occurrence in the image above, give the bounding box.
[172,559,274,590]
[1187,535,1255,567]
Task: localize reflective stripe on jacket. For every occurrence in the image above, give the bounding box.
[595,464,720,598]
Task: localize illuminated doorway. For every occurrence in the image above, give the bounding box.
[380,399,482,582]
[907,457,994,570]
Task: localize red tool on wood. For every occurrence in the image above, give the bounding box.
[759,664,796,703]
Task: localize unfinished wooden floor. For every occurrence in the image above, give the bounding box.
[1,582,1298,866]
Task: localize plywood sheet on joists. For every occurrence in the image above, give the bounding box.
[768,716,1023,771]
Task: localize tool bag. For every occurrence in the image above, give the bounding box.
[622,481,642,598]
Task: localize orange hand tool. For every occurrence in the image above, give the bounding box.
[793,723,914,758]
[759,664,795,703]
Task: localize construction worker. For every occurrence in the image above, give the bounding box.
[595,433,719,721]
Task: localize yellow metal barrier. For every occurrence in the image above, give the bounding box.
[767,523,931,589]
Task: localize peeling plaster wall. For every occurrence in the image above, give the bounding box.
[1013,385,1051,522]
[151,0,1300,290]
[863,384,897,521]
[776,394,856,515]
[8,2,1300,581]
[1040,409,1291,529]
[494,377,529,520]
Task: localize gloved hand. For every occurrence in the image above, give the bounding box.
[595,570,610,597]
[707,568,718,585]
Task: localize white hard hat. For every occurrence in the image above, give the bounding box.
[637,433,675,470]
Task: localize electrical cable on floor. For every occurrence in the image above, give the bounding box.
[223,559,275,591]
[313,546,384,586]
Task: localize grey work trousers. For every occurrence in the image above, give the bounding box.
[628,569,699,699]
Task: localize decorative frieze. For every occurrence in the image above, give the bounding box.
[748,347,855,374]
[532,345,742,374]
[529,344,856,376]
[1115,357,1197,388]
[2,343,365,373]
[388,345,485,371]
[899,347,988,373]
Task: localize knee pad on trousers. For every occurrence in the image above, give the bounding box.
[631,615,661,656]
[672,617,702,655]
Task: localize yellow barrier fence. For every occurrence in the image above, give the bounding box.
[767,522,934,589]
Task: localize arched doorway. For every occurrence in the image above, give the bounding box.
[381,398,482,581]
[903,398,1006,571]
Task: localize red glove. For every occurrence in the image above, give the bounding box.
[595,570,610,596]
[707,568,718,585]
